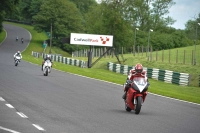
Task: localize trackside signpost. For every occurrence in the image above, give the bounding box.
[70,33,113,47]
[70,33,113,68]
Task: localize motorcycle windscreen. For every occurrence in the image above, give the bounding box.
[45,60,52,67]
[132,77,148,92]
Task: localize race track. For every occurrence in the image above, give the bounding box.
[0,24,200,133]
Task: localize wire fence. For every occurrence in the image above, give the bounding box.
[72,45,200,65]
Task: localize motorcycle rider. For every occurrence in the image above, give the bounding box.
[16,36,18,41]
[122,63,148,100]
[42,54,52,71]
[21,38,23,43]
[14,51,22,62]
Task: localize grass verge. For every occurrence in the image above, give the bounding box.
[0,29,6,44]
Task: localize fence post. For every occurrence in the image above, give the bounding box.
[146,46,147,57]
[169,49,170,63]
[150,46,152,61]
[176,50,178,63]
[199,75,200,87]
[133,45,135,56]
[183,50,185,64]
[192,50,194,65]
[156,50,158,61]
[142,45,144,56]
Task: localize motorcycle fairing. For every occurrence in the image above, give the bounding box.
[126,88,136,110]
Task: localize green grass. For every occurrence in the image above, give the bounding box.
[3,21,200,104]
[0,29,6,44]
[134,46,200,65]
[75,49,200,87]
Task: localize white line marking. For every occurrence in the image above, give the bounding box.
[0,97,5,101]
[0,126,20,133]
[149,92,200,106]
[16,112,28,118]
[5,104,15,108]
[32,124,46,131]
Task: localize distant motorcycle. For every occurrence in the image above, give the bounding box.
[43,60,52,76]
[14,56,21,66]
[124,77,149,114]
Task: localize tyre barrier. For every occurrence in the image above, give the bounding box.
[32,51,86,68]
[107,62,190,86]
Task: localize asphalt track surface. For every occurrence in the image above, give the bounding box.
[0,24,200,133]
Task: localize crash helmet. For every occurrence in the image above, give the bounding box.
[17,51,20,54]
[135,63,143,73]
[47,54,50,58]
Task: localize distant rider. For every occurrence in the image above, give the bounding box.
[42,54,52,71]
[21,38,23,43]
[14,51,22,62]
[122,63,148,100]
[16,36,18,41]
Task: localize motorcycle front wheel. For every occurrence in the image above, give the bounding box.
[45,68,48,76]
[15,61,18,66]
[135,96,142,114]
[43,68,46,76]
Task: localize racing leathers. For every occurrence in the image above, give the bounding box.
[14,52,22,62]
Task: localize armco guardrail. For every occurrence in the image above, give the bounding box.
[107,62,190,86]
[32,51,86,68]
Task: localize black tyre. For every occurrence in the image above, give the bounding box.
[135,96,142,114]
[43,68,46,76]
[125,103,131,112]
[45,69,48,76]
[15,61,18,66]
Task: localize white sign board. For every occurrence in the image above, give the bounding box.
[70,33,113,47]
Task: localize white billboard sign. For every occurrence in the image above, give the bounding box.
[70,33,113,47]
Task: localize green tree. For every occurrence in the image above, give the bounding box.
[18,0,32,21]
[185,13,200,41]
[172,30,192,48]
[117,0,176,32]
[151,0,175,31]
[85,0,134,48]
[0,0,19,32]
[29,0,46,19]
[33,0,84,46]
[70,0,97,15]
[151,33,174,50]
[5,0,46,23]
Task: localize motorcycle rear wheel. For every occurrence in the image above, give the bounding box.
[135,96,142,114]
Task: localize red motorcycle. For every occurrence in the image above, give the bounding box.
[124,77,149,114]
